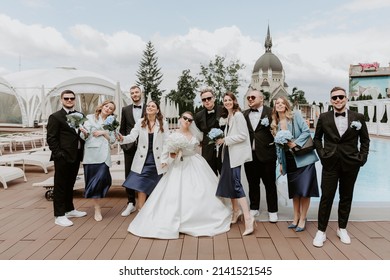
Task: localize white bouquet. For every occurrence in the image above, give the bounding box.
[66,112,87,129]
[165,133,188,161]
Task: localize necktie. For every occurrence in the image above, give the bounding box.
[133,105,142,109]
[207,110,215,114]
[68,110,76,114]
[335,112,346,117]
[250,108,259,112]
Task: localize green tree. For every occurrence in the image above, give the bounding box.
[199,55,245,103]
[136,41,164,103]
[289,87,308,109]
[166,69,199,115]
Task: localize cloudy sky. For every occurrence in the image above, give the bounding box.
[1,0,390,105]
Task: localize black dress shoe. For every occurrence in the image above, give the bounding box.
[288,223,297,229]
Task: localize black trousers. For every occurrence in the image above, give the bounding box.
[124,149,136,204]
[244,152,278,213]
[53,152,82,217]
[317,163,360,231]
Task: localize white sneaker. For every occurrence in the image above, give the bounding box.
[249,210,260,217]
[337,228,351,244]
[268,212,278,223]
[55,216,73,227]
[121,203,136,217]
[313,230,326,247]
[65,209,87,218]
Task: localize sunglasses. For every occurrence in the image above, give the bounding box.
[182,116,193,123]
[63,97,76,101]
[201,96,213,102]
[331,95,346,101]
[247,96,257,101]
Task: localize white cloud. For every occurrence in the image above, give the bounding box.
[339,0,390,12]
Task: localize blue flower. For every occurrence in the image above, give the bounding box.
[274,130,293,145]
[350,120,362,130]
[66,112,87,129]
[261,117,269,127]
[207,128,224,143]
[103,115,119,131]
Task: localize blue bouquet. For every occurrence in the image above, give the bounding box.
[274,130,293,147]
[103,115,119,132]
[207,128,224,144]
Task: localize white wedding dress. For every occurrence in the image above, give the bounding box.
[128,132,231,239]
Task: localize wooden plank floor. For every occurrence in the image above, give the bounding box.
[1,165,390,260]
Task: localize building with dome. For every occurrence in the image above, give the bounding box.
[246,25,289,106]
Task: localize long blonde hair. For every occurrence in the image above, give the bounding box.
[271,96,293,136]
[94,100,116,120]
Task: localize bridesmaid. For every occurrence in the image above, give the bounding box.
[118,100,169,210]
[79,100,117,221]
[215,92,254,236]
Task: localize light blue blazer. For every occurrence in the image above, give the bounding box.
[276,111,319,175]
[80,114,116,167]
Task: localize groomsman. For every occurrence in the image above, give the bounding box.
[195,87,223,175]
[313,86,370,247]
[46,89,87,227]
[119,85,144,216]
[243,89,278,222]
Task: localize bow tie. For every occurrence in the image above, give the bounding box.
[250,108,259,112]
[207,110,215,114]
[68,110,76,114]
[335,112,346,117]
[133,105,142,109]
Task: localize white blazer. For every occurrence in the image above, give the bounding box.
[80,114,116,167]
[122,118,169,175]
[223,111,252,168]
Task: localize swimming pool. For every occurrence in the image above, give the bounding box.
[312,136,390,203]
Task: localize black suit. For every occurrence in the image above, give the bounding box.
[119,104,144,204]
[314,109,370,231]
[243,106,278,213]
[194,105,223,175]
[46,108,84,217]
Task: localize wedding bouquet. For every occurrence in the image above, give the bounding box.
[66,112,87,129]
[103,115,119,132]
[165,133,188,161]
[274,130,293,150]
[207,128,224,157]
[350,120,362,130]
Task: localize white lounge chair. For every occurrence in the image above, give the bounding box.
[12,151,54,173]
[0,166,27,189]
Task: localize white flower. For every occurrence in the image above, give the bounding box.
[66,112,87,129]
[261,117,269,127]
[165,133,188,153]
[350,120,362,130]
[274,130,293,145]
[219,117,228,126]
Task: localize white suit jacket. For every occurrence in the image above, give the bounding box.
[122,119,169,175]
[223,111,252,168]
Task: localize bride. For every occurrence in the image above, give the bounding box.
[128,111,231,239]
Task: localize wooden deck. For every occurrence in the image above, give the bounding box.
[1,164,390,260]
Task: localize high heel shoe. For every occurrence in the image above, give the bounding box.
[295,218,307,232]
[231,209,243,224]
[243,216,256,236]
[288,223,297,229]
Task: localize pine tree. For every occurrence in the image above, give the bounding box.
[136,41,164,103]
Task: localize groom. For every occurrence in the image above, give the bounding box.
[312,86,370,247]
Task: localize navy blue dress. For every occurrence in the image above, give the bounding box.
[84,163,112,198]
[285,151,319,198]
[216,144,246,199]
[123,133,162,195]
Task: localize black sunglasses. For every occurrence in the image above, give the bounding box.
[63,97,76,101]
[331,95,346,101]
[182,116,193,123]
[201,96,213,102]
[247,96,256,101]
